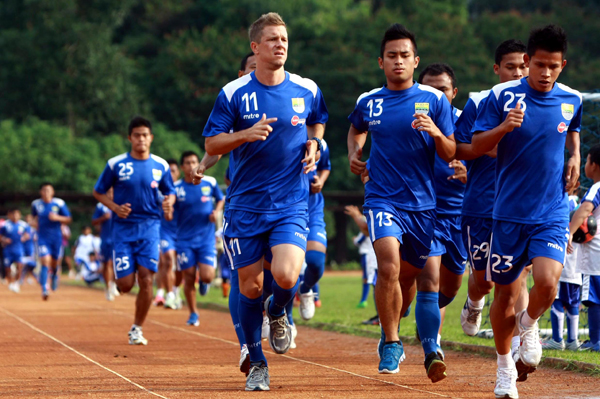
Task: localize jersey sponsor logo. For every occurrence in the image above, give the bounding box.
[415,102,430,115]
[561,103,574,120]
[291,115,306,126]
[294,231,307,241]
[547,242,563,252]
[151,180,159,188]
[368,120,381,126]
[557,122,567,133]
[292,98,305,113]
[243,113,260,120]
[201,196,210,202]
[152,169,163,181]
[201,186,211,196]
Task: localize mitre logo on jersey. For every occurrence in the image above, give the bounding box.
[152,169,162,181]
[201,186,211,196]
[415,102,429,115]
[292,98,305,113]
[557,122,567,133]
[561,103,574,120]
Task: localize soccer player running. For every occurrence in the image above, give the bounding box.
[1,209,30,293]
[32,183,72,300]
[20,214,38,285]
[93,116,176,345]
[92,188,119,301]
[202,12,328,391]
[175,150,224,327]
[347,24,455,380]
[471,25,581,398]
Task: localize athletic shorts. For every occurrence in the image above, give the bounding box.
[3,252,23,268]
[556,281,581,307]
[429,215,467,275]
[100,241,113,263]
[220,254,231,280]
[112,238,160,279]
[487,220,569,285]
[363,200,436,268]
[582,274,600,306]
[462,216,493,272]
[22,255,36,267]
[176,244,216,271]
[308,217,328,247]
[38,237,62,260]
[223,207,309,269]
[160,234,176,254]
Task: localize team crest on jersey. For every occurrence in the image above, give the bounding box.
[52,206,59,213]
[415,103,429,115]
[152,169,162,181]
[561,103,574,120]
[292,98,305,113]
[201,186,211,196]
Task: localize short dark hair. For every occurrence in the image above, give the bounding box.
[417,63,457,89]
[240,52,255,72]
[180,151,199,166]
[527,24,568,58]
[166,158,178,167]
[589,144,600,167]
[88,252,96,258]
[495,39,527,65]
[128,116,152,136]
[380,24,417,58]
[39,182,53,190]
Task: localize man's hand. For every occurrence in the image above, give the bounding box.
[114,203,132,219]
[565,155,580,192]
[344,205,362,219]
[209,210,217,223]
[499,101,524,134]
[48,212,60,222]
[567,234,574,254]
[349,148,367,175]
[311,174,323,194]
[361,169,370,184]
[2,238,12,246]
[162,196,175,221]
[192,164,206,185]
[448,160,467,184]
[302,140,319,174]
[243,114,277,143]
[412,114,443,138]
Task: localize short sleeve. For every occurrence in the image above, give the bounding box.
[568,101,583,133]
[472,92,503,134]
[317,142,331,172]
[212,183,224,202]
[307,88,329,126]
[92,205,105,220]
[203,90,237,138]
[434,95,455,137]
[31,202,38,217]
[583,183,600,209]
[159,167,176,196]
[59,202,71,218]
[348,100,368,132]
[454,98,478,144]
[94,163,115,194]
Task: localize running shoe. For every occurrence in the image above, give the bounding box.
[186,312,200,327]
[128,326,148,345]
[264,295,292,354]
[245,361,270,391]
[299,290,316,320]
[461,298,483,336]
[494,366,518,398]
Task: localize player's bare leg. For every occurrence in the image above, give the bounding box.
[134,266,154,327]
[373,237,402,343]
[183,267,198,325]
[438,265,463,344]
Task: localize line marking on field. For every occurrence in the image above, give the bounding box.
[0,306,170,399]
[77,299,458,398]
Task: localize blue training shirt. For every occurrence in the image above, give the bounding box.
[0,220,28,255]
[455,90,495,219]
[307,139,331,218]
[23,225,35,256]
[348,83,455,211]
[472,77,583,224]
[94,153,176,241]
[174,176,224,247]
[92,203,113,245]
[31,198,71,241]
[203,71,329,213]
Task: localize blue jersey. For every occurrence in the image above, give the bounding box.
[434,106,465,216]
[92,203,113,245]
[473,78,583,224]
[348,83,455,211]
[174,177,224,246]
[455,90,495,219]
[203,71,329,214]
[159,190,178,239]
[307,139,331,217]
[0,220,28,255]
[23,225,36,256]
[31,198,71,240]
[94,153,176,241]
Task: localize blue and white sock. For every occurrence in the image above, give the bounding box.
[269,278,299,318]
[229,271,246,349]
[299,251,325,294]
[551,300,565,342]
[416,291,441,355]
[239,293,267,365]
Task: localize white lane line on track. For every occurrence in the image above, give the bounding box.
[0,306,170,399]
[77,300,458,399]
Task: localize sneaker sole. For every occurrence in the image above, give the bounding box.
[427,359,447,383]
[515,359,535,382]
[187,321,200,327]
[378,352,405,374]
[240,354,250,376]
[245,386,270,391]
[494,392,518,399]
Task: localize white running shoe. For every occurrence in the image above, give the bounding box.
[290,324,297,349]
[516,310,542,367]
[299,290,316,321]
[460,299,483,336]
[105,289,115,302]
[164,292,177,310]
[541,337,565,351]
[174,293,183,310]
[128,326,148,345]
[565,339,581,351]
[494,366,518,398]
[110,281,120,297]
[261,314,270,340]
[239,344,250,376]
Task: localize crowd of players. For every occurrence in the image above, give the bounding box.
[2,11,600,399]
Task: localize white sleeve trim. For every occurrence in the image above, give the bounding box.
[356,87,383,105]
[107,153,128,170]
[150,154,170,171]
[288,73,318,97]
[222,75,253,102]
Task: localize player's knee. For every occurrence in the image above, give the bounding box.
[200,266,215,283]
[377,262,400,283]
[273,273,297,290]
[116,278,134,293]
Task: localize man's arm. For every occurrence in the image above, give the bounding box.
[344,205,369,236]
[412,113,456,162]
[455,143,498,161]
[347,124,368,175]
[92,211,111,226]
[205,114,276,156]
[472,102,523,155]
[48,213,72,224]
[302,123,326,173]
[564,131,581,191]
[311,169,331,194]
[192,153,222,185]
[93,190,131,219]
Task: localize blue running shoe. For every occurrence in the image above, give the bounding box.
[378,342,405,374]
[42,288,49,301]
[377,328,386,359]
[199,282,209,296]
[186,312,200,327]
[51,273,59,291]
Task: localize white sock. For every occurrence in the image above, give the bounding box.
[520,310,538,329]
[511,336,520,352]
[166,291,175,299]
[468,296,485,309]
[566,312,580,342]
[131,324,140,330]
[173,286,180,296]
[551,306,565,341]
[437,334,442,346]
[156,288,165,297]
[497,352,514,369]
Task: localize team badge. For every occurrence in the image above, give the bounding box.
[201,186,211,196]
[152,169,162,181]
[415,102,430,115]
[292,98,305,113]
[561,103,574,120]
[557,122,567,133]
[52,206,59,212]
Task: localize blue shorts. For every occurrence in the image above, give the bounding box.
[582,275,600,306]
[556,282,581,307]
[462,216,493,272]
[22,255,36,267]
[38,237,62,260]
[429,215,467,275]
[160,234,176,254]
[3,252,23,267]
[112,238,160,279]
[308,217,328,247]
[487,220,569,285]
[223,208,309,269]
[363,201,435,268]
[100,241,113,263]
[177,244,216,271]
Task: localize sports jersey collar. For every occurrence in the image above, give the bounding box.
[381,81,418,95]
[249,71,290,90]
[522,76,558,97]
